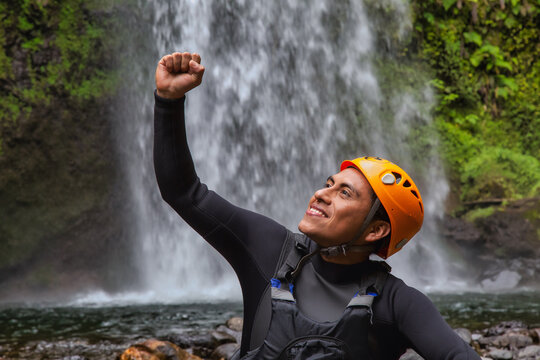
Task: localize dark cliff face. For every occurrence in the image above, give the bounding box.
[439,198,540,289]
[0,0,138,301]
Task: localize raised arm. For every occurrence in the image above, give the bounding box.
[153,52,288,354]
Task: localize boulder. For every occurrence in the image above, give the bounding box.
[455,328,473,344]
[487,349,513,360]
[215,325,242,344]
[211,343,240,360]
[119,339,202,360]
[210,330,237,345]
[485,321,529,337]
[518,345,540,359]
[226,317,243,332]
[529,328,540,343]
[398,348,424,360]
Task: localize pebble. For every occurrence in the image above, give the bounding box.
[488,349,513,360]
[455,328,473,344]
[518,345,540,359]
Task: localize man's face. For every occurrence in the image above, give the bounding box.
[298,168,374,247]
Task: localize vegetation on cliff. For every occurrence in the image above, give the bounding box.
[0,0,130,291]
[411,0,540,203]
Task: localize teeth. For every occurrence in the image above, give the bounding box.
[309,207,326,217]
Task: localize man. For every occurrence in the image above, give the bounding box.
[153,52,480,359]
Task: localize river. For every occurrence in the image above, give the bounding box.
[1,293,539,359]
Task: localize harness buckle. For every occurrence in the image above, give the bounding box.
[320,245,348,257]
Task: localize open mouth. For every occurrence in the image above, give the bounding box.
[307,205,328,218]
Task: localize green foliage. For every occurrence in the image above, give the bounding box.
[0,0,126,127]
[461,147,540,201]
[464,206,496,222]
[411,0,540,203]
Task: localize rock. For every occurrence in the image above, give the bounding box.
[210,330,237,345]
[211,343,240,360]
[215,325,242,344]
[455,328,473,344]
[518,345,540,359]
[399,348,424,360]
[487,349,513,360]
[472,334,483,341]
[529,328,540,343]
[485,321,529,336]
[479,332,533,349]
[166,334,195,348]
[119,339,202,360]
[226,317,243,332]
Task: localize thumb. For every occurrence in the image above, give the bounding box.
[189,60,205,83]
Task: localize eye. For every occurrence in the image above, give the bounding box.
[324,182,332,188]
[341,189,351,197]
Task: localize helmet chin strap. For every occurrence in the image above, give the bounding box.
[319,198,381,258]
[289,198,382,281]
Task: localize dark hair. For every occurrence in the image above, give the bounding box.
[371,192,391,253]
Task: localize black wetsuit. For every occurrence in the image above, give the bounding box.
[153,93,480,360]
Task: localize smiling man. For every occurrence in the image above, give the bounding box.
[153,52,480,360]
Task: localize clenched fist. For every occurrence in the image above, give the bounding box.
[155,52,205,99]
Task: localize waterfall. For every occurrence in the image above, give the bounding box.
[116,0,469,302]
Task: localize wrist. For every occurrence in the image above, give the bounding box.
[156,88,185,99]
[154,89,185,104]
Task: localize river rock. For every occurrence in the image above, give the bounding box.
[119,339,202,360]
[398,348,424,360]
[215,325,242,344]
[210,330,237,345]
[487,349,513,360]
[484,332,533,349]
[455,328,473,344]
[211,343,240,360]
[485,321,529,336]
[529,329,540,343]
[226,317,243,332]
[518,345,540,359]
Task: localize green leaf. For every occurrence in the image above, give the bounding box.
[470,50,487,67]
[443,0,458,11]
[463,31,483,46]
[494,59,513,71]
[497,75,518,91]
[480,44,501,56]
[424,12,435,24]
[504,15,519,28]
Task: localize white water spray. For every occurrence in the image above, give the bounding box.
[119,0,469,302]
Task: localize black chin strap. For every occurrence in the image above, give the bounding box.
[319,198,381,258]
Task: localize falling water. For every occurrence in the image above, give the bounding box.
[117,0,470,302]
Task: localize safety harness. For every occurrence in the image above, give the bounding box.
[233,231,390,360]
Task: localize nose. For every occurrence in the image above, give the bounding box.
[314,187,331,204]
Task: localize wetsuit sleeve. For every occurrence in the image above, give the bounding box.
[153,92,287,351]
[391,284,481,360]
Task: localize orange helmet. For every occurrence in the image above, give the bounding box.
[340,156,424,258]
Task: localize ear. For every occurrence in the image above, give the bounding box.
[364,220,390,242]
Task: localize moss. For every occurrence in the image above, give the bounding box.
[0,0,131,280]
[464,206,496,223]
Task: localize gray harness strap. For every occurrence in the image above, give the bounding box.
[275,231,311,281]
[242,231,391,359]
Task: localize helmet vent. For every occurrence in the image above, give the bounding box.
[392,172,402,184]
[419,201,423,213]
[410,190,419,198]
[403,179,412,188]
